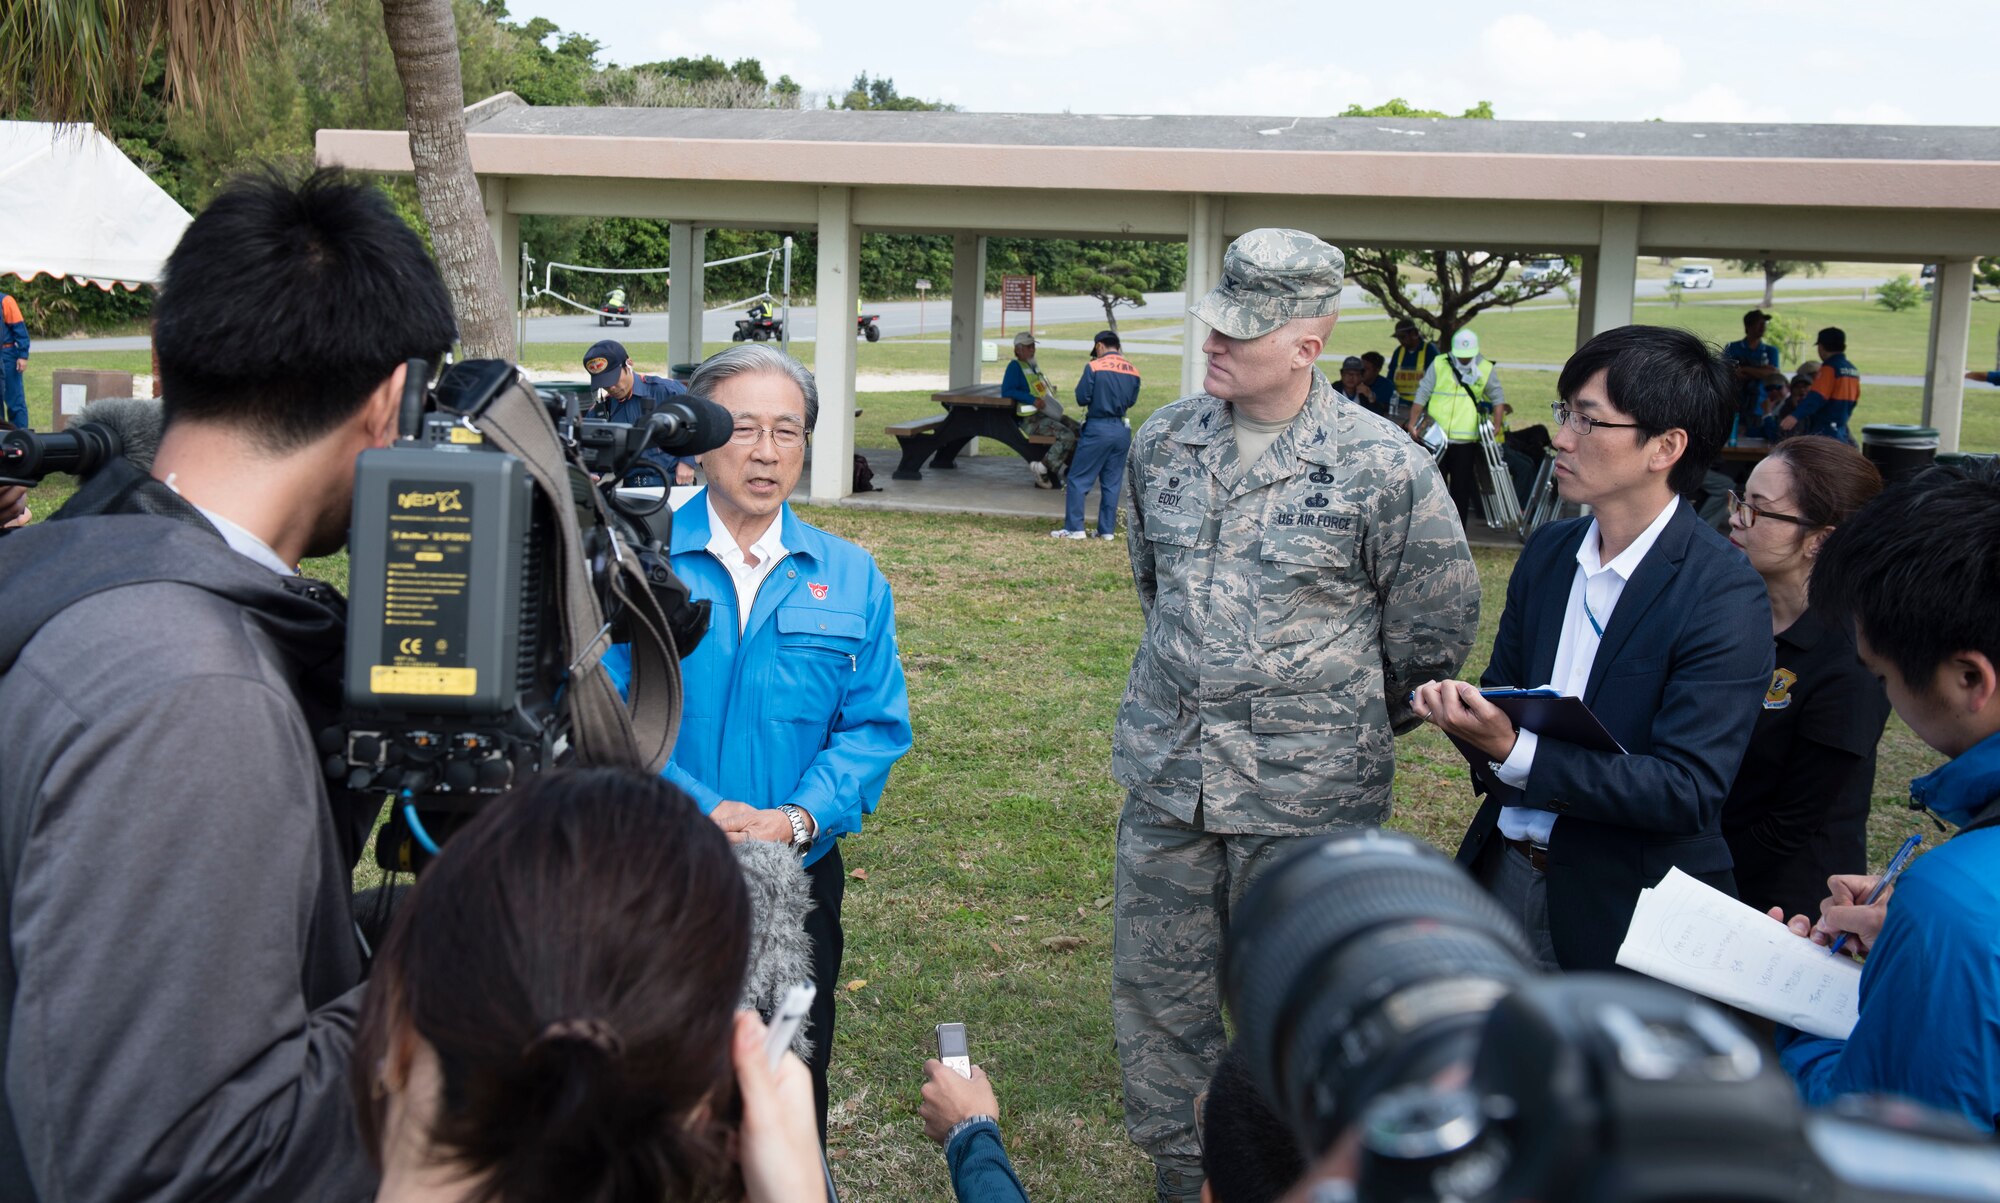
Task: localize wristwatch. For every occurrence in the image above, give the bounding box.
[777,804,814,853]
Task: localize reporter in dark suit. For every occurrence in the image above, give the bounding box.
[1414,326,1773,971]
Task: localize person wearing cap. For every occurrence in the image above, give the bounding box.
[1331,354,1373,409]
[584,339,698,486]
[1783,328,1861,443]
[1384,317,1438,419]
[1052,330,1142,538]
[1001,331,1078,488]
[1724,309,1787,427]
[1407,329,1504,524]
[1113,228,1477,1203]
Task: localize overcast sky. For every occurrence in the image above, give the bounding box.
[497,0,1995,125]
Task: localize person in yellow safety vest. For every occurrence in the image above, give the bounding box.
[1384,317,1439,423]
[1407,328,1505,525]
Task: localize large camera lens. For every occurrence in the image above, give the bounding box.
[1222,831,1535,1158]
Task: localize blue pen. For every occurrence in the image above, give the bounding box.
[1827,832,1923,958]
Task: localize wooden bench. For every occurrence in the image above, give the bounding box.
[887,415,950,479]
[887,402,1059,481]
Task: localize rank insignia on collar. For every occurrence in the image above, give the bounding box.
[808,582,830,600]
[1763,667,1796,710]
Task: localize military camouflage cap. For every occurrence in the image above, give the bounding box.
[1189,228,1347,340]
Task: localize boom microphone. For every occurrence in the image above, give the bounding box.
[0,396,165,485]
[644,393,734,456]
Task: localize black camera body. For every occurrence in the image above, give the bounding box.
[329,359,719,870]
[1225,832,2000,1203]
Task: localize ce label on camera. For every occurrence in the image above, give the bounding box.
[398,637,427,656]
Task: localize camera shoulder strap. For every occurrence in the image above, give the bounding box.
[473,376,682,774]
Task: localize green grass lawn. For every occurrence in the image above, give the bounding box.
[6,468,1945,1200]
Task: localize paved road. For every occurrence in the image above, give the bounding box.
[44,274,1895,354]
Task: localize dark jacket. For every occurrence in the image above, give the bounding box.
[945,1119,1030,1203]
[1075,352,1142,421]
[0,464,375,1202]
[1455,500,1774,970]
[606,372,695,479]
[1777,731,2000,1130]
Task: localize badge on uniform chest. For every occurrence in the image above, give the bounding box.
[1763,667,1797,710]
[1156,474,1187,510]
[1273,492,1355,531]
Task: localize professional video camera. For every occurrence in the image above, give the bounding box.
[330,358,731,870]
[1223,832,2000,1203]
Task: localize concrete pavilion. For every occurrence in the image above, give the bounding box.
[318,98,2000,502]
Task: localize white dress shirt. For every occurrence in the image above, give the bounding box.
[1494,496,1680,844]
[162,474,298,575]
[705,496,787,633]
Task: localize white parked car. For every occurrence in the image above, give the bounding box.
[1519,257,1570,283]
[1669,264,1715,289]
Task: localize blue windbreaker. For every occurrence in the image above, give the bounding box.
[604,496,912,868]
[1777,729,2000,1129]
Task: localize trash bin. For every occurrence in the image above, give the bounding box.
[1860,424,1938,486]
[1934,450,1997,474]
[670,362,700,383]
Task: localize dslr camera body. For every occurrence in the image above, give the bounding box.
[1224,832,2000,1203]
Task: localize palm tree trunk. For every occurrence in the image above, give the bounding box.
[381,0,514,360]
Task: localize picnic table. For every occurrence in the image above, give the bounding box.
[1717,438,1774,464]
[885,384,1056,481]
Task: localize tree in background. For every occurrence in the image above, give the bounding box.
[1726,258,1826,308]
[1974,256,2000,371]
[1873,275,1925,313]
[1,0,514,358]
[1078,255,1146,332]
[1340,98,1495,119]
[835,73,955,112]
[1348,249,1573,348]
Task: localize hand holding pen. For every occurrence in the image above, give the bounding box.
[1824,833,1923,958]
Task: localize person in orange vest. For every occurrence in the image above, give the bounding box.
[1052,330,1142,538]
[1,291,29,430]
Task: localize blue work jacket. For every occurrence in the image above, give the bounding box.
[0,294,28,360]
[604,496,912,868]
[1075,352,1142,421]
[1778,729,2000,1130]
[606,373,695,478]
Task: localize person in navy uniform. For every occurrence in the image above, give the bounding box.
[584,338,697,486]
[1,291,29,430]
[1720,436,1890,921]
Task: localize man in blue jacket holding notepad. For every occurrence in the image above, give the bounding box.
[1415,326,1773,972]
[1764,464,2000,1131]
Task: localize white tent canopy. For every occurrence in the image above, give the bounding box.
[0,121,192,290]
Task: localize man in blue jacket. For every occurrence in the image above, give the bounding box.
[1053,329,1142,539]
[1,292,29,430]
[1768,463,2000,1131]
[606,343,912,1133]
[585,338,698,485]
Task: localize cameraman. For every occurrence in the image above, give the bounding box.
[0,169,456,1200]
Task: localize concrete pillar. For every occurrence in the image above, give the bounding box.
[949,232,988,389]
[668,222,706,375]
[1589,205,1639,337]
[1573,250,1600,351]
[1181,194,1226,399]
[480,176,520,351]
[810,187,859,504]
[1922,257,1975,453]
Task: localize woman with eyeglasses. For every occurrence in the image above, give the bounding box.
[1720,435,1891,921]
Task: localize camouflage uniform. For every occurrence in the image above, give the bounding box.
[1110,230,1479,1201]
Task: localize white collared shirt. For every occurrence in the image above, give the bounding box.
[705,496,787,634]
[161,475,297,576]
[1494,495,1681,844]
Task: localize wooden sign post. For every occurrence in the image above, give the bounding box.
[1000,274,1036,338]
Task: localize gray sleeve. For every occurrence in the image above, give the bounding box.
[6,673,374,1203]
[1483,366,1505,409]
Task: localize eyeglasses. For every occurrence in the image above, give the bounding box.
[1726,491,1811,529]
[729,422,808,449]
[1550,402,1645,436]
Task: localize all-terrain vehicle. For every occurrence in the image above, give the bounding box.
[857,313,882,342]
[598,287,632,327]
